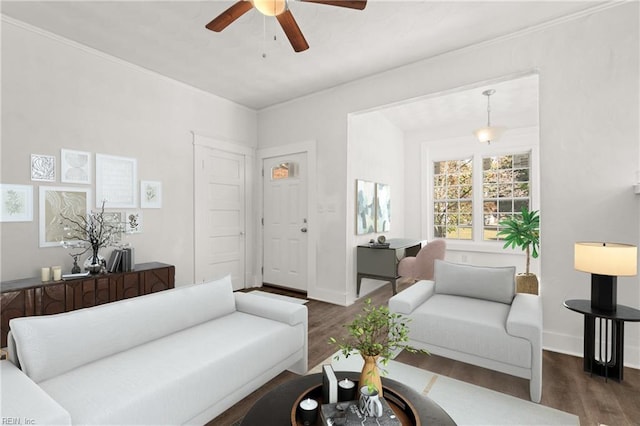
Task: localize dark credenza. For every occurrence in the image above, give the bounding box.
[0,262,175,347]
[356,238,421,296]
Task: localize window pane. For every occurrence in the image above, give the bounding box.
[482,151,531,241]
[431,157,472,241]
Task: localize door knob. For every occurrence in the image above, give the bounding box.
[300,227,308,233]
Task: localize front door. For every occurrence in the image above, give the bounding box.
[194,145,246,290]
[262,153,308,292]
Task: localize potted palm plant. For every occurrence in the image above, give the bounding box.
[328,299,427,396]
[497,206,540,294]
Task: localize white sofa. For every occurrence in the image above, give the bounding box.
[389,260,542,402]
[1,276,308,425]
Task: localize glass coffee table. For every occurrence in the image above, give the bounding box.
[241,371,456,426]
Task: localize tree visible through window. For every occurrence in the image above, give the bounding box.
[483,153,530,241]
[431,151,531,243]
[433,158,473,240]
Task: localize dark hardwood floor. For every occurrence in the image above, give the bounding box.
[210,280,640,426]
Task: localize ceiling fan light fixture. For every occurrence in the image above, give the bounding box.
[252,0,287,16]
[474,89,506,144]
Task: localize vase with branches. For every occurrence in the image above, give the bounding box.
[329,299,427,395]
[60,201,122,273]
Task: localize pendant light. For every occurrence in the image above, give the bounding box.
[474,89,506,144]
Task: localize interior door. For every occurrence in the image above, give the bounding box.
[263,153,308,292]
[194,145,245,290]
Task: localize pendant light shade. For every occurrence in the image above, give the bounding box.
[474,89,506,144]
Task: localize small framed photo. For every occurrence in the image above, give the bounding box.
[61,149,91,184]
[140,180,162,209]
[0,184,33,222]
[31,154,56,182]
[125,210,143,234]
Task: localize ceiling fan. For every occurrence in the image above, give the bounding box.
[205,0,367,53]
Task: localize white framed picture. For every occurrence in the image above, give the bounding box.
[95,154,137,208]
[39,186,91,247]
[0,184,33,222]
[31,154,55,182]
[61,149,91,184]
[140,180,162,208]
[125,210,143,234]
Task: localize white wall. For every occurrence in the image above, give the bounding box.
[0,18,258,286]
[347,111,405,300]
[258,3,639,366]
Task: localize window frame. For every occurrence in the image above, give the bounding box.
[421,127,539,253]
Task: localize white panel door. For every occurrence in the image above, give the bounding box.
[263,153,308,291]
[195,145,245,290]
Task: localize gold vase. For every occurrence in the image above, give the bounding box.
[359,354,383,397]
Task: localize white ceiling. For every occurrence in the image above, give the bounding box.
[1,0,603,111]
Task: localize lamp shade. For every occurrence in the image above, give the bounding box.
[574,242,637,276]
[473,126,506,143]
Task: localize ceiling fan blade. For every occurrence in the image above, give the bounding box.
[276,10,309,52]
[300,0,367,10]
[205,1,253,32]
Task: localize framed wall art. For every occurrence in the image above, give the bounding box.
[0,184,33,222]
[61,149,91,184]
[140,180,162,208]
[96,154,137,208]
[39,186,91,247]
[356,179,375,235]
[31,154,55,182]
[125,210,143,234]
[376,183,391,232]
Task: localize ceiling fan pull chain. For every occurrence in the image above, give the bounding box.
[262,15,268,58]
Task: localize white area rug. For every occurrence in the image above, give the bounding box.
[310,352,579,426]
[248,290,308,304]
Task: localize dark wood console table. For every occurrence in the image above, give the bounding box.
[357,238,421,296]
[0,262,175,347]
[564,299,640,381]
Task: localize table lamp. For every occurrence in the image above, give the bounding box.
[574,242,637,312]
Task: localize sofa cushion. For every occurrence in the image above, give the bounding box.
[409,294,531,369]
[434,260,516,304]
[38,311,305,425]
[10,275,235,383]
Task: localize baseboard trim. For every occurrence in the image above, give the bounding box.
[544,331,640,370]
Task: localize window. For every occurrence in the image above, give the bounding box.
[429,149,535,245]
[482,153,531,241]
[433,158,473,240]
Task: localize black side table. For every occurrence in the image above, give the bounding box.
[564,299,640,381]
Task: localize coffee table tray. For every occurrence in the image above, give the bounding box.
[290,383,420,425]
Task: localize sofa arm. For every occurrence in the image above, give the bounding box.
[506,293,542,344]
[235,292,307,327]
[0,361,72,425]
[388,280,435,315]
[506,293,543,403]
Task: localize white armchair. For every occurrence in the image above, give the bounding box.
[389,260,543,403]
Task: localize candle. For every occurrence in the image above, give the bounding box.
[41,267,51,282]
[338,378,356,401]
[299,398,318,425]
[51,266,62,281]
